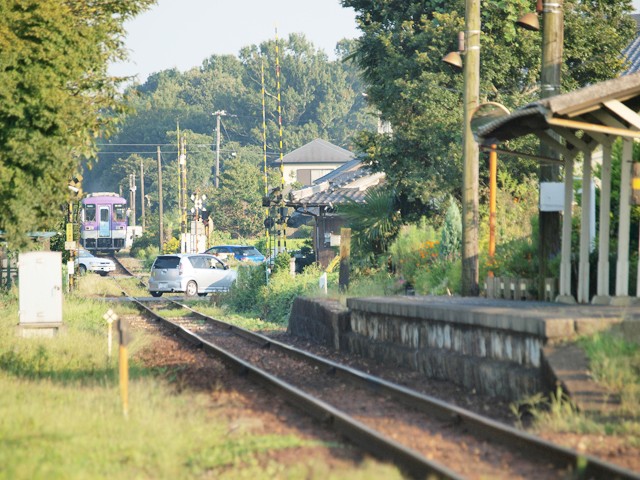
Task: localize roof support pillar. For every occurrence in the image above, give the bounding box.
[615,138,633,298]
[578,150,593,303]
[558,155,574,301]
[593,144,612,303]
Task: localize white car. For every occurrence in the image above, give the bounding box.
[148,253,237,297]
[78,249,116,276]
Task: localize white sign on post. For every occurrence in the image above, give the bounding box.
[103,309,119,361]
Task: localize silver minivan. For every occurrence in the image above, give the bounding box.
[148,253,237,297]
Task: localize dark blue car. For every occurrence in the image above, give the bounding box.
[204,245,265,263]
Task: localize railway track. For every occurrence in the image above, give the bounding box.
[98,255,638,478]
[120,296,639,480]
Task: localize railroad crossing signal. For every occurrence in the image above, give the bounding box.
[69,174,83,199]
[103,309,119,362]
[103,309,118,324]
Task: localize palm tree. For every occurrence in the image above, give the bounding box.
[338,186,401,261]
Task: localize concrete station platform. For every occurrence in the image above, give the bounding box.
[290,295,640,410]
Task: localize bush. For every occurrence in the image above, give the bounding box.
[262,264,324,324]
[224,264,268,316]
[223,262,327,324]
[389,220,439,286]
[130,230,158,257]
[163,237,180,254]
[272,252,291,274]
[414,258,462,295]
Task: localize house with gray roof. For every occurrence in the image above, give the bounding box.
[287,159,385,267]
[276,138,355,186]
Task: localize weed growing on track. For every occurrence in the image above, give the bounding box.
[512,331,640,445]
[579,331,640,419]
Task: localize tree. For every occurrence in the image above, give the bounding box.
[440,196,461,261]
[341,0,635,218]
[339,186,401,263]
[210,152,265,238]
[0,0,154,248]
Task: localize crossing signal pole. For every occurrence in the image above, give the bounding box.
[275,29,287,254]
[67,175,83,291]
[213,110,227,188]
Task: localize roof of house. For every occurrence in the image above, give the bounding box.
[277,138,355,165]
[288,159,385,207]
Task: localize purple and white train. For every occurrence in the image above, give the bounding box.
[80,192,128,252]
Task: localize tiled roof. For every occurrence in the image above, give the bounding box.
[288,160,385,207]
[622,14,640,75]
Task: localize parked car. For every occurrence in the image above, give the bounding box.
[204,245,265,263]
[77,249,116,276]
[148,253,237,297]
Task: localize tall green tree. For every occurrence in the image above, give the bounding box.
[342,0,635,218]
[211,152,264,238]
[0,0,154,248]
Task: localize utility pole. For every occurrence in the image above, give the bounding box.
[140,159,145,230]
[180,136,187,236]
[176,122,181,216]
[538,0,563,296]
[461,0,481,296]
[157,146,164,251]
[213,110,226,188]
[129,173,136,227]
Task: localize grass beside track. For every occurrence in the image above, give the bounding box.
[0,289,401,480]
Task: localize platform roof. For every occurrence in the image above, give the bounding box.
[476,72,640,158]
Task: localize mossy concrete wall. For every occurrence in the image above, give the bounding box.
[289,296,627,401]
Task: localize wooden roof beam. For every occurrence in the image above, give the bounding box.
[550,126,597,154]
[536,130,578,160]
[546,117,640,139]
[603,100,640,130]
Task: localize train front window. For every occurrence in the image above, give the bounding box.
[85,204,96,222]
[100,209,109,222]
[114,204,126,221]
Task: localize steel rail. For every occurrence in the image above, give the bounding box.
[132,297,464,480]
[157,299,640,480]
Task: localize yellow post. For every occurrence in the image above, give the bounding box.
[488,145,497,276]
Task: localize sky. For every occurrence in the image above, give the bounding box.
[111,0,640,85]
[108,0,360,84]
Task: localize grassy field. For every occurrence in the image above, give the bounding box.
[0,283,401,480]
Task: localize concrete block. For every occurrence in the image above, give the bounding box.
[574,317,622,336]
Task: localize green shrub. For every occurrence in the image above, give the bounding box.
[223,262,327,324]
[342,269,396,297]
[261,264,325,324]
[389,220,439,286]
[224,264,268,316]
[163,237,180,254]
[130,230,158,257]
[272,252,291,274]
[414,258,462,295]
